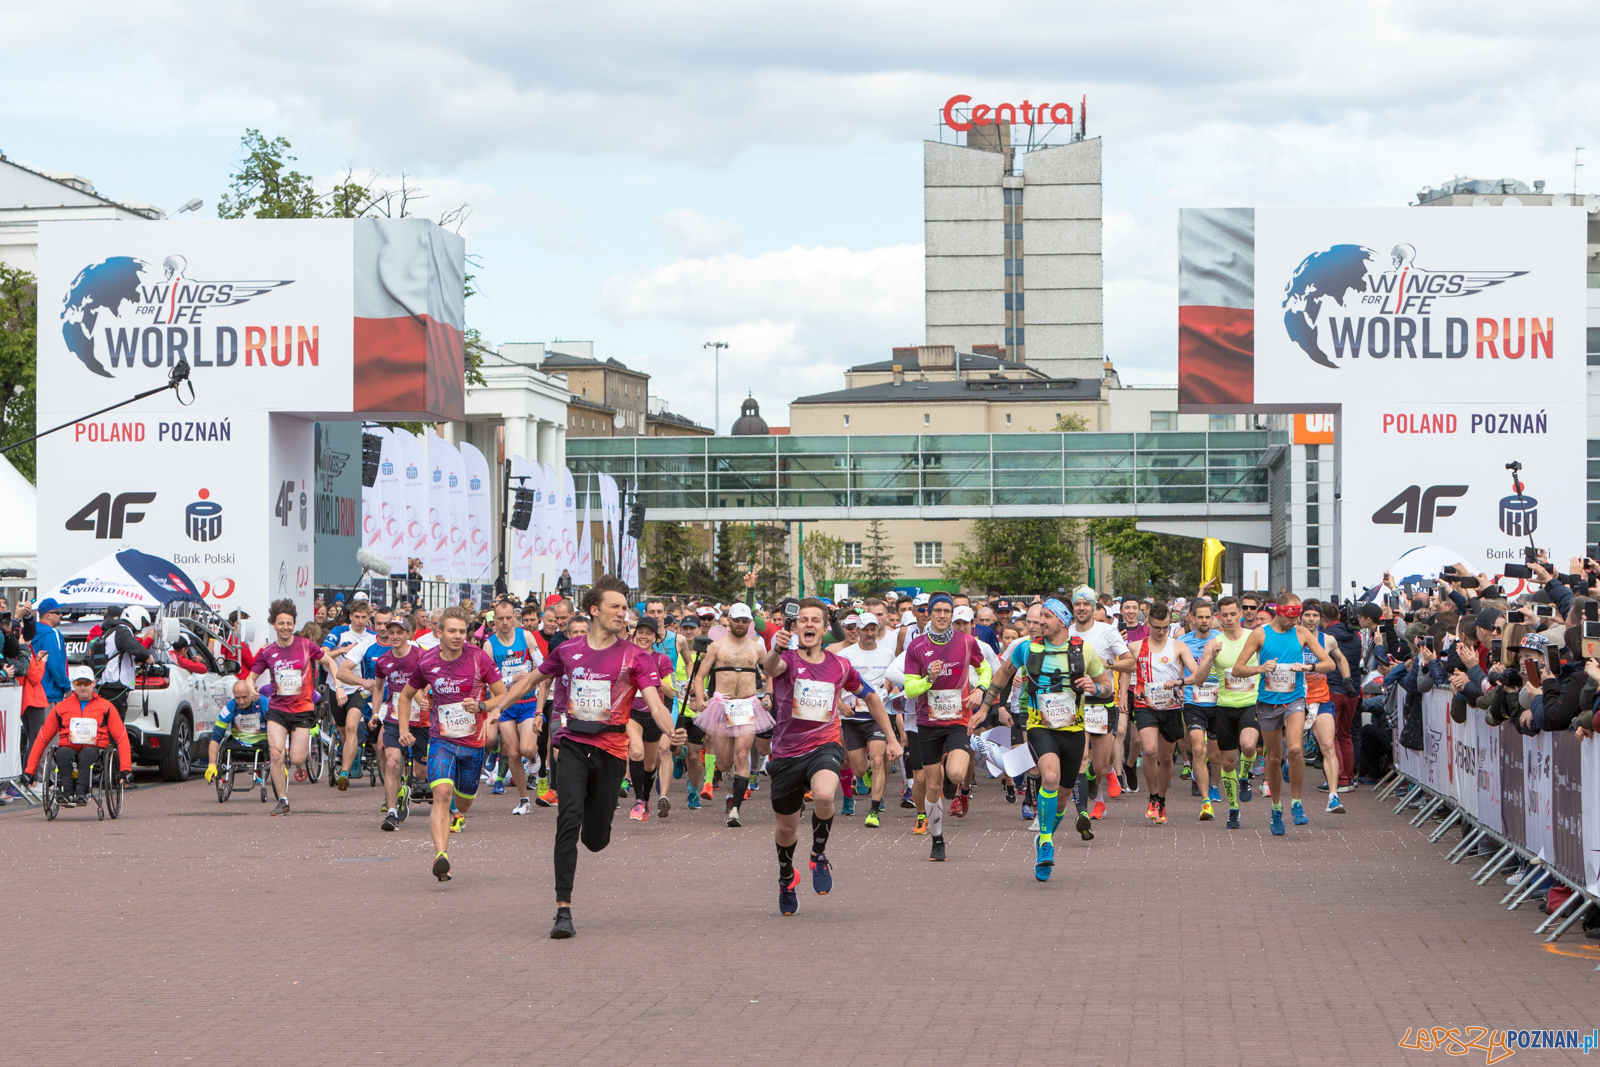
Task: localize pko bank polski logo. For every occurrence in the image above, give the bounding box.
[1499,492,1538,537]
[60,255,295,378]
[1281,244,1534,369]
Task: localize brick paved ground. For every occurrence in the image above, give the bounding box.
[1,765,1593,1065]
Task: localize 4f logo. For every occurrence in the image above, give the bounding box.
[1372,485,1468,534]
[275,480,294,527]
[66,492,155,538]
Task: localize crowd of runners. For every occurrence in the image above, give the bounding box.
[169,572,1384,937]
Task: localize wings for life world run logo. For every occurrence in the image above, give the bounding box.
[59,255,296,378]
[1281,244,1538,369]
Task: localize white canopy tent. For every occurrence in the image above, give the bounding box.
[0,451,36,580]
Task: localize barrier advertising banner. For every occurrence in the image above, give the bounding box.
[1394,689,1589,892]
[1178,206,1588,584]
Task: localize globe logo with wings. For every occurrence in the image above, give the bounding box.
[1282,243,1527,369]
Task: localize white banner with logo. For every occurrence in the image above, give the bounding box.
[560,466,578,572]
[1339,401,1585,589]
[598,473,620,573]
[438,439,467,581]
[540,462,562,589]
[577,493,593,586]
[460,442,491,581]
[399,432,428,571]
[0,686,22,779]
[374,429,406,575]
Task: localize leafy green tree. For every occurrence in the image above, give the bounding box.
[643,521,695,593]
[1052,411,1091,432]
[861,519,896,594]
[943,518,1081,595]
[799,530,847,598]
[217,130,322,219]
[713,521,741,598]
[0,264,36,482]
[1086,516,1204,601]
[722,521,791,603]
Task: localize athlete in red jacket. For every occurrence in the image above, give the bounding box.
[23,668,132,805]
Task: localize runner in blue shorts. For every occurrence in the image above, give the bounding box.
[483,601,544,812]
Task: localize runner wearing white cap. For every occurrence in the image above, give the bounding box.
[1066,585,1135,822]
[838,613,898,826]
[690,601,771,827]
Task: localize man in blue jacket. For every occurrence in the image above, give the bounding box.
[28,598,70,704]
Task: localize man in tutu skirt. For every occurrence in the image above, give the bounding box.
[689,602,772,828]
[763,599,902,916]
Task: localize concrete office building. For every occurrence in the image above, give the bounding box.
[0,156,163,272]
[925,117,1103,380]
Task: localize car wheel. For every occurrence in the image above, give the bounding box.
[158,715,193,782]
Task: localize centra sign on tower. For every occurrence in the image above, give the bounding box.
[941,94,1084,131]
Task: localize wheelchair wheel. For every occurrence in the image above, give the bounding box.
[305,722,327,783]
[43,776,60,821]
[105,751,124,820]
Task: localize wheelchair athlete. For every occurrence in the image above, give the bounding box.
[205,680,271,784]
[22,665,132,805]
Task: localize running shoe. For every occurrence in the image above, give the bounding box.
[450,815,466,833]
[842,796,856,817]
[1269,808,1285,836]
[1199,801,1215,821]
[901,785,915,809]
[1191,780,1201,797]
[863,809,880,828]
[512,798,531,815]
[1180,764,1192,780]
[1156,801,1167,825]
[1209,785,1222,803]
[1291,800,1308,826]
[1326,796,1345,814]
[1253,754,1265,776]
[1004,781,1016,803]
[1021,800,1035,820]
[686,791,701,810]
[272,798,290,816]
[950,794,968,818]
[779,869,800,916]
[537,783,558,807]
[492,780,507,795]
[1075,811,1094,841]
[620,778,632,799]
[862,769,872,794]
[1034,835,1054,881]
[1282,760,1290,784]
[411,785,430,803]
[928,835,946,862]
[382,809,399,831]
[337,771,350,792]
[1107,771,1122,799]
[550,908,576,938]
[1225,809,1240,829]
[629,800,647,821]
[1145,798,1160,821]
[1090,800,1106,821]
[1123,763,1139,792]
[1316,781,1331,792]
[726,806,741,828]
[700,781,715,800]
[432,852,451,882]
[810,854,833,894]
[913,813,928,835]
[657,795,671,819]
[747,775,760,793]
[1262,780,1272,799]
[1238,777,1253,803]
[672,751,685,779]
[1028,815,1040,832]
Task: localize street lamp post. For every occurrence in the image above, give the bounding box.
[703,341,728,434]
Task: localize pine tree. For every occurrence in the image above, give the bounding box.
[713,521,739,598]
[861,519,895,594]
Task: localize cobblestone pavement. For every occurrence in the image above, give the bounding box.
[1,766,1593,1065]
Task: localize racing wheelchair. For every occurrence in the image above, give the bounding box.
[215,738,277,804]
[40,741,124,821]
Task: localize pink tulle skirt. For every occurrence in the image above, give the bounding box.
[696,691,774,738]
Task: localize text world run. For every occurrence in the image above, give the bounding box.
[96,325,320,370]
[1315,317,1554,359]
[943,95,1073,131]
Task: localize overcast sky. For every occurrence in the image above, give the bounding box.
[4,1,1597,431]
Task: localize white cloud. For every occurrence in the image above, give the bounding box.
[595,243,922,429]
[655,209,741,257]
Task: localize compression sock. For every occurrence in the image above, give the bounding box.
[630,760,648,799]
[1271,800,1283,812]
[871,799,882,813]
[1097,775,1109,803]
[811,812,834,857]
[732,775,749,802]
[926,799,944,838]
[1037,788,1058,842]
[839,766,854,797]
[942,776,959,801]
[1222,769,1239,810]
[776,841,797,883]
[703,752,716,785]
[1073,773,1090,812]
